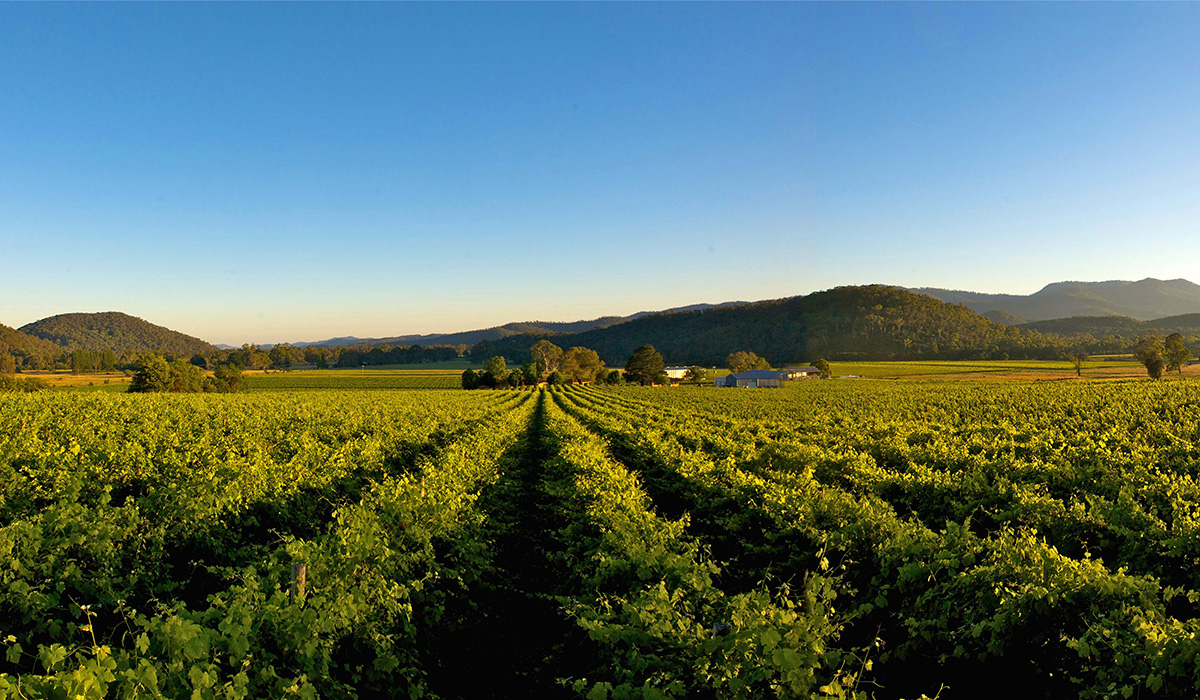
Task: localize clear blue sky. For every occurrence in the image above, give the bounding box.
[2,3,1198,345]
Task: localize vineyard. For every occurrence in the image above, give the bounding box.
[3,381,1200,698]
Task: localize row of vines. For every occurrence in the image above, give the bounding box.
[4,380,1200,698]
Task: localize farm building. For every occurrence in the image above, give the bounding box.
[716,370,784,388]
[664,366,691,380]
[782,366,822,379]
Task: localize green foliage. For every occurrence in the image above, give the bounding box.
[481,285,1105,366]
[561,346,604,383]
[13,380,1200,697]
[810,358,831,376]
[0,390,534,698]
[208,364,246,393]
[0,375,50,392]
[683,366,706,382]
[0,322,63,367]
[19,312,217,357]
[727,351,770,373]
[128,355,171,393]
[624,345,665,386]
[0,353,14,375]
[482,356,508,388]
[461,368,479,390]
[1069,350,1087,377]
[1133,335,1165,379]
[70,349,95,374]
[1164,333,1190,374]
[531,340,564,379]
[130,356,243,394]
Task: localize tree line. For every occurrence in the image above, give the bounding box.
[1131,332,1192,379]
[128,355,246,394]
[463,340,620,389]
[465,286,1200,368]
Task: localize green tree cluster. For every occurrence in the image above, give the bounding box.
[531,340,563,379]
[624,345,665,386]
[128,355,245,393]
[727,351,771,373]
[1133,335,1165,380]
[1164,333,1191,374]
[559,346,604,383]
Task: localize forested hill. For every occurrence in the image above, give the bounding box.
[1019,313,1200,338]
[480,285,1058,366]
[298,302,750,348]
[19,312,218,356]
[0,322,63,362]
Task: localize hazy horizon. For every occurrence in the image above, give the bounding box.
[3,3,1199,345]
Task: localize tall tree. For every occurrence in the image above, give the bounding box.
[483,355,508,388]
[169,360,204,393]
[129,355,171,393]
[1133,335,1165,380]
[70,349,94,374]
[530,340,563,379]
[625,345,665,386]
[560,346,603,383]
[727,351,770,373]
[209,364,246,393]
[0,353,15,375]
[1069,350,1087,377]
[1164,333,1191,374]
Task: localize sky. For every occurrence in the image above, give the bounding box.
[2,3,1199,345]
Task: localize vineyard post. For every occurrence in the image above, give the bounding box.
[291,563,307,604]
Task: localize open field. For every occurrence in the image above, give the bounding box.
[321,359,481,370]
[13,370,132,390]
[245,367,463,390]
[827,358,1199,381]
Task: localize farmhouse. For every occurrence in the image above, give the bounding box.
[664,366,691,380]
[717,370,784,388]
[782,366,822,379]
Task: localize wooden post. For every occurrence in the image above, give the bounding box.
[290,563,307,605]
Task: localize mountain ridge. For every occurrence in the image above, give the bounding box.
[913,278,1200,321]
[289,301,751,348]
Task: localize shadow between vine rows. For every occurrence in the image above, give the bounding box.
[427,392,594,700]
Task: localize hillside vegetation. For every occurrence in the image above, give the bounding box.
[0,323,63,363]
[299,303,748,348]
[1020,313,1200,339]
[480,285,1064,366]
[19,312,217,356]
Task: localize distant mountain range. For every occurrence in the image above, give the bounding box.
[913,278,1200,322]
[9,279,1200,369]
[288,301,751,349]
[1016,313,1200,339]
